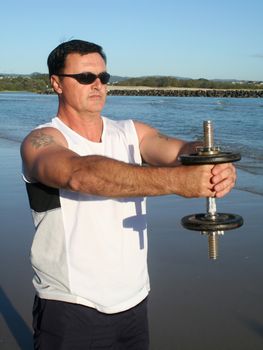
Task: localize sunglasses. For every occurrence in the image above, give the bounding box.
[56,71,110,85]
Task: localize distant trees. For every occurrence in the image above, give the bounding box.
[0,74,50,92]
[114,76,262,90]
[0,74,262,92]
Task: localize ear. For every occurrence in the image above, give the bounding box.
[50,75,63,94]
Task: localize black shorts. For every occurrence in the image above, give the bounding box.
[32,295,149,350]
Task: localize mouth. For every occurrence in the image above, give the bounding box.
[89,94,102,99]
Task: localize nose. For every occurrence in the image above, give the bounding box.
[92,77,102,89]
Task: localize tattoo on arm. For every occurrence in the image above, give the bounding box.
[30,131,55,149]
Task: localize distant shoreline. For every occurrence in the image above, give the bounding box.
[107,86,263,98]
[1,87,262,98]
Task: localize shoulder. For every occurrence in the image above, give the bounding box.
[20,127,68,176]
[20,127,70,183]
[21,126,67,151]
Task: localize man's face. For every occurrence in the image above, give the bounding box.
[55,52,108,115]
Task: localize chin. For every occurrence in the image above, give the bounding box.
[90,101,105,110]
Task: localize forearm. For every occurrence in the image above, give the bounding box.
[175,141,202,163]
[67,154,214,198]
[68,155,174,197]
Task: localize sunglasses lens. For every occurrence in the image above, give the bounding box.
[77,73,97,84]
[99,72,110,84]
[77,72,110,84]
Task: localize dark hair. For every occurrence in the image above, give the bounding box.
[47,39,107,77]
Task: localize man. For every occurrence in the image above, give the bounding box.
[21,39,236,349]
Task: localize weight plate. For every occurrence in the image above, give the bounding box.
[181,213,243,231]
[180,152,241,165]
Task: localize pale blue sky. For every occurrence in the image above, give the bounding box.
[1,0,262,80]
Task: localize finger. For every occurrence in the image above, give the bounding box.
[211,163,235,176]
[212,165,236,198]
[215,186,233,198]
[213,177,234,196]
[211,164,236,186]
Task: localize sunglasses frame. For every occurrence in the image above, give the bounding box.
[56,71,110,85]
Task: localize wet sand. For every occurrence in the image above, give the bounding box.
[0,139,262,349]
[0,139,34,349]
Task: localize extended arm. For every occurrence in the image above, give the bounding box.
[134,121,236,198]
[20,127,220,198]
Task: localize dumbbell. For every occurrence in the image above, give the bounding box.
[179,120,243,259]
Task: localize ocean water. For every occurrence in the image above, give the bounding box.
[0,92,263,350]
[0,92,262,196]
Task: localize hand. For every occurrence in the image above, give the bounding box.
[176,165,215,198]
[211,163,236,198]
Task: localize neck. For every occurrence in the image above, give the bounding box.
[57,107,103,142]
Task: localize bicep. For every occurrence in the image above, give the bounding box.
[134,121,187,166]
[21,127,78,188]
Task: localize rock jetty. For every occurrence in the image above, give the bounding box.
[107,86,263,98]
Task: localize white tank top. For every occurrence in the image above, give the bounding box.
[25,116,150,314]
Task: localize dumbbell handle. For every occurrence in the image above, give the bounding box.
[203,121,218,218]
[206,197,217,218]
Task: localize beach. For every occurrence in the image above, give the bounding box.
[0,139,34,349]
[0,137,262,350]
